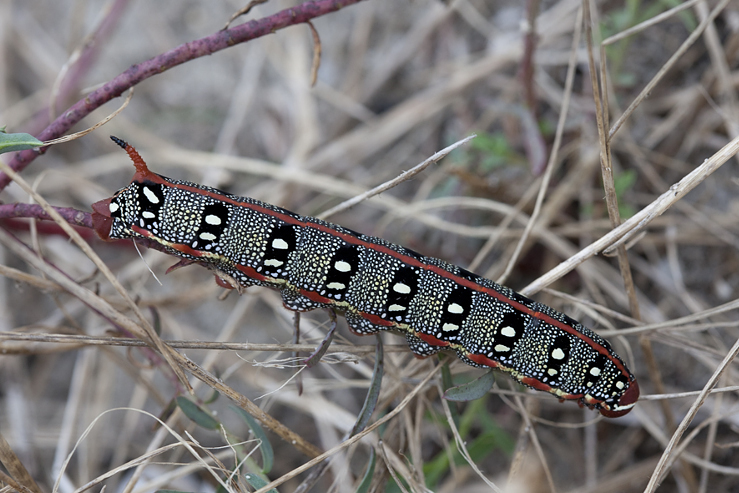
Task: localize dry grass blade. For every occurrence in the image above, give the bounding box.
[438,382,502,492]
[318,135,475,219]
[608,0,730,140]
[41,88,134,146]
[601,0,702,46]
[0,431,43,493]
[645,338,739,490]
[523,134,739,295]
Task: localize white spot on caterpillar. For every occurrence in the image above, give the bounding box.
[109,202,119,213]
[442,323,459,332]
[589,367,601,377]
[447,303,464,314]
[388,304,405,311]
[551,348,566,360]
[501,326,516,338]
[334,260,352,272]
[143,186,159,204]
[200,232,217,241]
[547,368,558,376]
[264,259,283,267]
[272,238,289,250]
[142,211,156,219]
[205,214,222,225]
[494,344,510,352]
[327,282,345,290]
[393,282,411,294]
[616,381,625,390]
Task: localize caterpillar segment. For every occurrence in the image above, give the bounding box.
[92,136,639,418]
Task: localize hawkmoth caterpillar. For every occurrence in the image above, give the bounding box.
[92,136,639,417]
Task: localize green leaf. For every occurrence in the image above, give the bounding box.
[244,473,278,493]
[232,406,274,474]
[354,448,376,493]
[0,130,44,154]
[175,396,219,430]
[443,371,495,402]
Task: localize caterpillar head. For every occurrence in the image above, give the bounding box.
[92,136,161,242]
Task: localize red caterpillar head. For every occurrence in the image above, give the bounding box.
[92,136,160,241]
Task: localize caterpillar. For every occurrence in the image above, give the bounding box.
[92,136,639,418]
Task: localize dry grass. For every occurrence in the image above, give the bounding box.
[2,0,739,492]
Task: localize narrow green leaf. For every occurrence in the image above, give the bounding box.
[352,334,384,435]
[232,406,274,474]
[439,358,461,428]
[0,130,44,154]
[244,473,278,493]
[175,396,219,430]
[354,448,376,493]
[156,397,177,428]
[440,358,454,390]
[443,371,495,402]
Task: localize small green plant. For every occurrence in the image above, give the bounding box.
[614,168,638,219]
[0,128,43,154]
[602,0,697,87]
[174,395,276,490]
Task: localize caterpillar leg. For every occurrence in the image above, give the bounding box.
[344,311,382,335]
[280,286,328,312]
[405,333,444,358]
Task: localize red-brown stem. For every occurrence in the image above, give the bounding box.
[0,204,93,228]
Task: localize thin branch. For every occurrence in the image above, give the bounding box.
[608,0,729,141]
[0,0,368,191]
[0,204,93,228]
[317,135,475,219]
[0,332,409,355]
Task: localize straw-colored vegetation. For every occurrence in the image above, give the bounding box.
[2,0,739,492]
